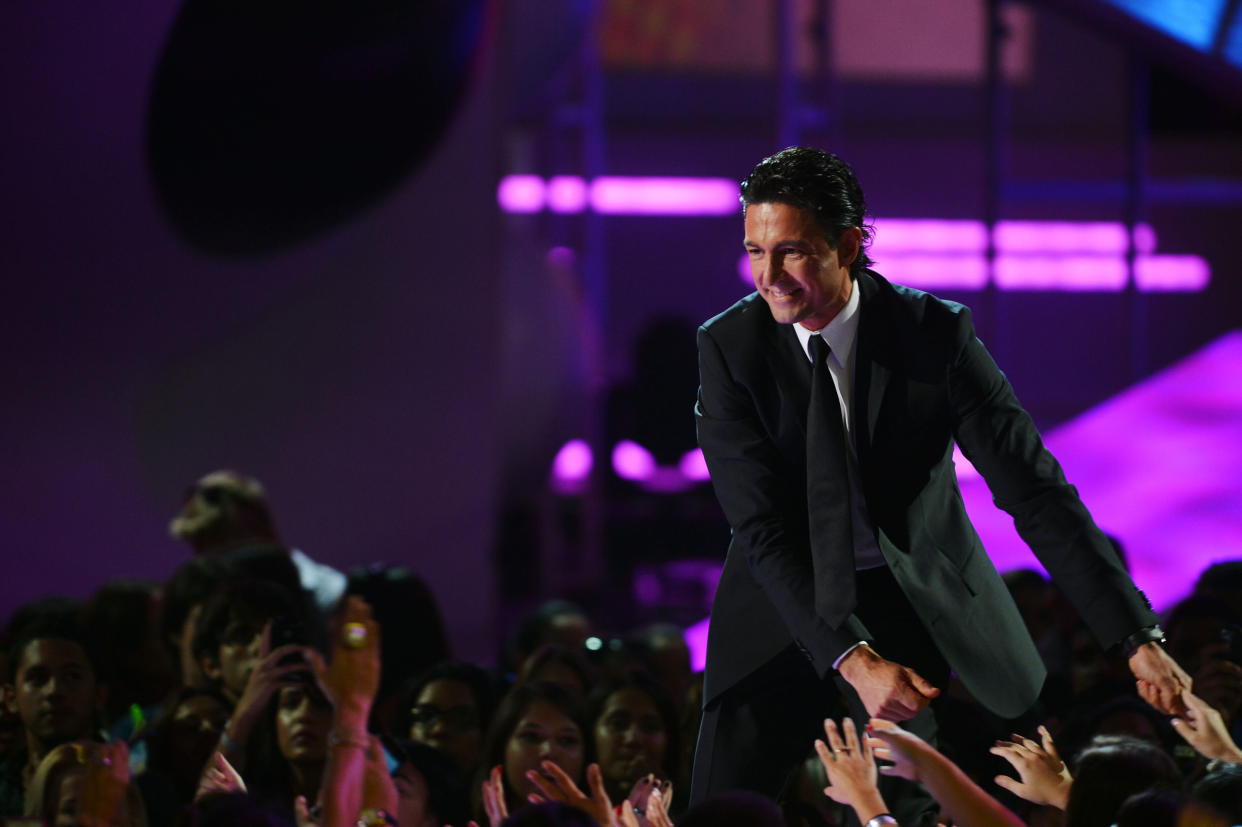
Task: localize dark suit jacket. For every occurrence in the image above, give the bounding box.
[695,270,1155,717]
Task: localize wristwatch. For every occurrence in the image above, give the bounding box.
[1114,625,1166,658]
[865,815,898,827]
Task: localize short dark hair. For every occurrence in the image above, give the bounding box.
[739,146,874,278]
[1066,735,1180,827]
[191,579,304,669]
[5,602,100,684]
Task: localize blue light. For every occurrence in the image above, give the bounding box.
[1101,0,1227,51]
[1223,7,1242,68]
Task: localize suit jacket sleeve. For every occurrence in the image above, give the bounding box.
[947,308,1156,648]
[696,323,871,677]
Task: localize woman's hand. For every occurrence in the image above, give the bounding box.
[864,718,935,783]
[989,726,1072,809]
[814,718,888,825]
[1171,688,1242,763]
[481,764,509,827]
[325,597,381,722]
[194,750,247,801]
[526,761,614,827]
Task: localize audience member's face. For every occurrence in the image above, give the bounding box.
[276,685,332,765]
[168,694,230,785]
[394,762,437,827]
[409,679,481,775]
[178,603,211,689]
[6,639,99,753]
[503,700,584,802]
[213,616,266,701]
[594,688,668,787]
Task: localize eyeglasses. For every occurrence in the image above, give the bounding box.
[409,704,479,732]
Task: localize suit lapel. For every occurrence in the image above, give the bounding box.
[761,313,812,438]
[854,272,891,466]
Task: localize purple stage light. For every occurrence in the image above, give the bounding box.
[591,176,739,215]
[994,221,1157,255]
[685,615,710,672]
[1135,255,1211,291]
[871,218,988,253]
[612,440,656,481]
[550,438,592,494]
[547,176,588,213]
[497,175,545,213]
[877,254,990,289]
[994,255,1129,291]
[958,330,1242,610]
[679,448,711,481]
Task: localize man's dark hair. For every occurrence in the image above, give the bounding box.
[739,146,874,278]
[1065,735,1180,827]
[161,555,237,662]
[190,579,304,669]
[1191,761,1242,823]
[4,602,100,684]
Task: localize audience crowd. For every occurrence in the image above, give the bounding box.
[3,470,1242,827]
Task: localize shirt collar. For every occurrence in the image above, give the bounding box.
[792,278,861,365]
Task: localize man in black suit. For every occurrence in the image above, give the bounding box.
[690,147,1190,816]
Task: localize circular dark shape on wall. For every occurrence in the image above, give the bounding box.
[147,0,489,256]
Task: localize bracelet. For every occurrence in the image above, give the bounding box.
[865,815,898,827]
[357,808,398,826]
[329,727,370,750]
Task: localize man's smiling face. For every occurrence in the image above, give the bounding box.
[744,201,858,331]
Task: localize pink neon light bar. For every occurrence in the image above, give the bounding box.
[871,218,988,253]
[590,177,739,215]
[994,221,1157,255]
[1135,255,1211,291]
[994,255,1129,291]
[548,176,589,213]
[550,439,592,494]
[497,175,544,213]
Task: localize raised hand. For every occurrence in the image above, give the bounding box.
[226,623,321,759]
[526,760,614,827]
[325,596,382,719]
[195,750,247,801]
[838,645,940,721]
[989,726,1072,809]
[814,718,888,825]
[617,775,673,827]
[78,741,131,827]
[864,718,935,782]
[480,764,509,827]
[1131,642,1192,716]
[1170,688,1242,763]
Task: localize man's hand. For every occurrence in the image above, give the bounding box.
[838,645,939,721]
[1130,642,1192,716]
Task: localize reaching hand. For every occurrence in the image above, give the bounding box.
[989,726,1072,809]
[480,765,509,827]
[78,741,131,827]
[526,761,614,827]
[619,784,674,827]
[229,625,321,750]
[1131,642,1192,716]
[1170,688,1242,763]
[838,645,940,721]
[195,750,247,801]
[864,718,936,783]
[814,718,880,807]
[326,596,382,716]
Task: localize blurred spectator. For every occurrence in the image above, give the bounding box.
[82,579,177,735]
[388,737,470,827]
[137,686,232,823]
[0,608,106,817]
[398,660,499,778]
[505,601,594,676]
[519,645,598,698]
[1194,560,1242,610]
[474,681,590,819]
[162,556,237,689]
[170,469,346,615]
[1064,734,1180,827]
[585,674,679,803]
[341,564,450,732]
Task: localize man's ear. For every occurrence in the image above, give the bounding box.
[836,226,863,269]
[1,684,15,715]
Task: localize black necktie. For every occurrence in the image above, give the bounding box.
[807,334,856,627]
